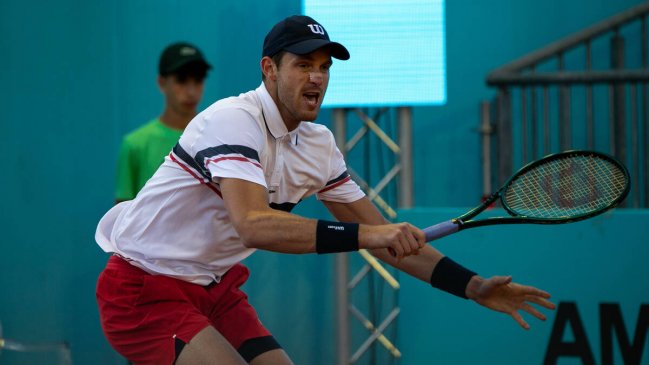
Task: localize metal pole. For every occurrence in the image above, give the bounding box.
[397,107,413,208]
[558,53,572,150]
[611,31,627,207]
[497,87,513,187]
[643,17,649,207]
[521,86,528,163]
[543,86,550,155]
[585,40,594,149]
[630,84,639,207]
[531,65,538,159]
[335,252,349,365]
[480,101,493,198]
[333,108,349,365]
[611,31,626,164]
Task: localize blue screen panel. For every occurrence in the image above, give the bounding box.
[302,0,446,107]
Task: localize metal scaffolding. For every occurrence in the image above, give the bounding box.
[333,107,413,365]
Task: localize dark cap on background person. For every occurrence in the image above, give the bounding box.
[159,42,212,76]
[262,15,350,60]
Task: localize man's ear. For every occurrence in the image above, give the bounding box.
[261,56,277,81]
[157,75,166,91]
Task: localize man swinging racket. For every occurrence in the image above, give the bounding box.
[95,15,555,365]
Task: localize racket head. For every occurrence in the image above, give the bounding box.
[500,150,630,222]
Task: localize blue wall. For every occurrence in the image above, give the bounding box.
[0,1,646,364]
[397,208,649,365]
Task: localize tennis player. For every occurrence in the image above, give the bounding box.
[95,15,555,365]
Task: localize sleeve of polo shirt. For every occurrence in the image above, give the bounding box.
[192,107,267,188]
[316,141,365,203]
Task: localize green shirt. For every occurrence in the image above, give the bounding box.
[115,119,183,201]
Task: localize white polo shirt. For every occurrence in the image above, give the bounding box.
[96,83,365,285]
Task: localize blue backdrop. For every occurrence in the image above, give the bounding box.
[0,1,646,364]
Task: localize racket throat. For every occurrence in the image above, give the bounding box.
[451,218,465,227]
[482,192,500,207]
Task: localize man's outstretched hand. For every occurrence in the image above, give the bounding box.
[466,275,556,329]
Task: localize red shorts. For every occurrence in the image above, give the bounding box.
[96,255,276,364]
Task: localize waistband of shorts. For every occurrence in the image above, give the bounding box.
[106,254,248,286]
[106,254,151,276]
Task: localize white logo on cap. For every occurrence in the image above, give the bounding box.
[180,47,197,56]
[307,24,325,35]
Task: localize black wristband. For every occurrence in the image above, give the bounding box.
[315,220,360,254]
[430,256,477,299]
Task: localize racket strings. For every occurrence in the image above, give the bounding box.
[504,155,628,218]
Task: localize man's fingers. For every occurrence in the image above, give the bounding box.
[520,286,552,298]
[393,225,414,257]
[511,311,530,330]
[520,303,546,321]
[383,223,426,259]
[407,223,426,248]
[391,240,404,259]
[405,223,424,249]
[525,295,556,310]
[404,228,420,254]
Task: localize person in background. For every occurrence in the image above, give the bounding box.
[115,42,211,203]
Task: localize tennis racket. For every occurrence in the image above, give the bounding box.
[423,150,630,242]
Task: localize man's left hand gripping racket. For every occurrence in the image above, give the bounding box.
[423,150,630,242]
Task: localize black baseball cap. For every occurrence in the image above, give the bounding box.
[159,42,212,75]
[262,15,350,60]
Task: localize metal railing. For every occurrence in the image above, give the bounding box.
[0,321,72,364]
[482,2,649,208]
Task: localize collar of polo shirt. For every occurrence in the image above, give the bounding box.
[257,83,300,145]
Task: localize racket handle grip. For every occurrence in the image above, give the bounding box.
[423,220,460,242]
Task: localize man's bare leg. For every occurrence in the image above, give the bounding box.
[176,326,247,365]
